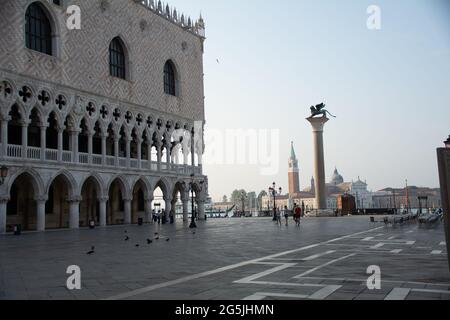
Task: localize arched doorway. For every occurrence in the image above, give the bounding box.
[45,175,71,229]
[172,182,185,221]
[108,178,126,225]
[80,177,101,227]
[7,173,37,231]
[131,180,147,224]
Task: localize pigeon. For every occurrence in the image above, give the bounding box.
[166,238,170,242]
[155,236,160,240]
[146,239,153,244]
[125,236,130,241]
[192,231,196,235]
[86,246,95,255]
[154,232,159,235]
[135,244,140,247]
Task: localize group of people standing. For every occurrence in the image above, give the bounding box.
[275,204,303,227]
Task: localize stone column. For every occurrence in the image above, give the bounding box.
[147,144,152,170]
[1,119,8,158]
[157,145,162,171]
[87,130,94,165]
[21,122,28,158]
[137,137,142,169]
[124,199,131,224]
[71,130,79,164]
[145,196,153,223]
[40,125,46,161]
[125,134,131,168]
[69,198,81,229]
[99,197,108,227]
[57,127,64,162]
[307,116,329,210]
[164,197,172,223]
[0,197,9,234]
[101,133,107,166]
[181,191,190,222]
[36,197,47,232]
[114,135,120,167]
[197,199,206,221]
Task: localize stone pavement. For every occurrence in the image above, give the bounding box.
[0,216,449,300]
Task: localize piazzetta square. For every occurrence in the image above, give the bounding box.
[0,0,450,313]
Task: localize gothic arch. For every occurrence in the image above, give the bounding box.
[131,176,152,197]
[45,170,78,199]
[79,173,105,198]
[106,175,131,198]
[151,177,171,198]
[6,167,45,197]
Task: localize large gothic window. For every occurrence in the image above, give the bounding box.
[25,3,52,55]
[109,37,126,79]
[164,60,176,96]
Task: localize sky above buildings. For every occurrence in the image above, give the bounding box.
[168,0,450,201]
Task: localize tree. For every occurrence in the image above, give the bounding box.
[231,190,246,205]
[222,195,228,203]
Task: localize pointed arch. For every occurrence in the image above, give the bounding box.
[45,170,78,199]
[79,173,105,197]
[6,168,45,198]
[25,1,60,57]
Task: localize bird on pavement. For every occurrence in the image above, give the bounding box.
[87,246,95,255]
[125,236,130,241]
[147,239,153,244]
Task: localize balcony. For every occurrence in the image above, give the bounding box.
[2,144,202,176]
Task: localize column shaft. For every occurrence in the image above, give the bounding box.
[99,199,107,227]
[36,200,46,231]
[21,124,28,158]
[69,201,80,229]
[40,126,46,161]
[0,200,7,234]
[57,128,63,162]
[1,120,8,157]
[124,200,131,224]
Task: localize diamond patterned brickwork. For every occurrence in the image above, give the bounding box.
[0,0,205,121]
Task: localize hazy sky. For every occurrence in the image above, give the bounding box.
[167,0,450,201]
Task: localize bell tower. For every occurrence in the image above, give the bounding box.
[288,142,300,195]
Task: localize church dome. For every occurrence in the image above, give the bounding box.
[331,168,344,185]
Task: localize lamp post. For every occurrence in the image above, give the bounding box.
[269,182,282,221]
[183,174,204,229]
[0,166,8,185]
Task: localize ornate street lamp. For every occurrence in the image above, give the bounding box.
[0,166,8,185]
[444,135,450,148]
[183,174,204,229]
[269,182,282,221]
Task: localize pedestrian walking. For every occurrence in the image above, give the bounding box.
[276,208,282,227]
[284,206,289,226]
[294,205,302,227]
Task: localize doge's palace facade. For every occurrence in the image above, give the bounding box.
[0,0,208,233]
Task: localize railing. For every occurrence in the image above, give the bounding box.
[46,149,58,161]
[4,144,203,177]
[7,145,21,158]
[130,159,139,169]
[79,153,89,164]
[106,156,115,167]
[62,151,72,163]
[27,147,41,160]
[118,158,127,168]
[92,155,103,166]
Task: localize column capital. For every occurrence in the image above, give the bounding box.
[68,196,82,203]
[306,116,329,132]
[99,196,109,203]
[0,195,10,203]
[164,196,173,202]
[34,196,48,202]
